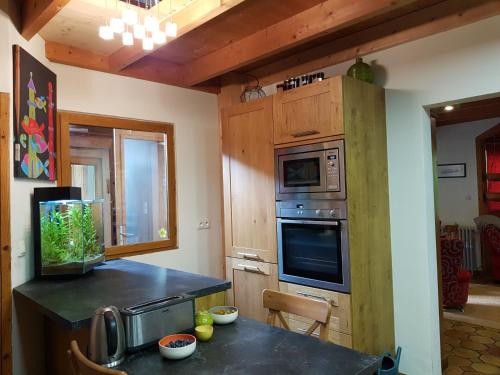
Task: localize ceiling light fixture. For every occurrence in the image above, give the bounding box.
[444,105,454,111]
[99,0,178,51]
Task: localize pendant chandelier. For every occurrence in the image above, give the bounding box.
[99,0,178,50]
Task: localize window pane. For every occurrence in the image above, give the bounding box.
[69,125,169,247]
[71,164,96,200]
[119,135,168,245]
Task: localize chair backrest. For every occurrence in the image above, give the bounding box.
[67,341,127,375]
[262,289,331,341]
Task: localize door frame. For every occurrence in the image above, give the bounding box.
[0,92,12,374]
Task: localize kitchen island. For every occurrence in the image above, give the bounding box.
[13,259,231,374]
[118,317,380,374]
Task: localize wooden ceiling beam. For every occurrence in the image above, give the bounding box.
[45,41,219,93]
[108,0,246,72]
[182,0,422,86]
[21,0,70,41]
[246,0,500,87]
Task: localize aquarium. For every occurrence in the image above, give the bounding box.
[37,198,105,276]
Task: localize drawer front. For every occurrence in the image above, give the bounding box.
[230,246,277,264]
[226,258,278,323]
[279,282,351,334]
[288,318,352,349]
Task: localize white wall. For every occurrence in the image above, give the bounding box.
[263,15,500,375]
[0,9,222,375]
[436,118,500,226]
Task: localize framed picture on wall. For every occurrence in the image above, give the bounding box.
[437,163,466,178]
[13,45,57,181]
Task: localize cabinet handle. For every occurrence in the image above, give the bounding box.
[296,291,327,302]
[291,130,320,138]
[239,265,265,275]
[297,328,319,337]
[237,252,261,260]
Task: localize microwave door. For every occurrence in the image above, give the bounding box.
[278,151,326,194]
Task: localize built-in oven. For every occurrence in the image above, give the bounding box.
[275,140,345,201]
[276,200,350,293]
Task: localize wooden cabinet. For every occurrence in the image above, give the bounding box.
[221,97,277,263]
[279,282,351,335]
[220,76,394,356]
[287,318,353,348]
[273,76,344,144]
[225,257,278,323]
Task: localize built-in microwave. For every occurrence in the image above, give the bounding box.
[275,140,346,201]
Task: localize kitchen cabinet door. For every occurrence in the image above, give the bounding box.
[273,76,344,144]
[226,257,278,323]
[221,97,277,263]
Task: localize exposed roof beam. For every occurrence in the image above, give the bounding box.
[247,0,500,87]
[45,41,219,93]
[108,0,246,72]
[182,0,421,86]
[21,0,70,40]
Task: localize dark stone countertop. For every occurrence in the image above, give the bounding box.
[118,317,380,375]
[13,259,231,330]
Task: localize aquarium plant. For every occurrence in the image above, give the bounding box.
[40,202,103,266]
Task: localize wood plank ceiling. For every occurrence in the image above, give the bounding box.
[431,96,500,127]
[20,0,500,93]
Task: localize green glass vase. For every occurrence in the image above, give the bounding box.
[347,57,374,84]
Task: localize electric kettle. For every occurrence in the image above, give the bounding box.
[88,305,126,367]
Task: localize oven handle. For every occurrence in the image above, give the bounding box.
[278,219,341,226]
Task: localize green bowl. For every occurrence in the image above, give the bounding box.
[195,325,214,342]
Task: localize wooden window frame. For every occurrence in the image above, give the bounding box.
[57,111,177,259]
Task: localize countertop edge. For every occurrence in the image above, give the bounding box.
[14,279,232,330]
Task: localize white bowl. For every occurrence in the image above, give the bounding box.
[158,334,196,360]
[209,306,239,325]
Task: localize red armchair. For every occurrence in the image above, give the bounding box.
[440,238,472,309]
[483,224,500,281]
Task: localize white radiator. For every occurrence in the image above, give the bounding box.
[442,226,482,271]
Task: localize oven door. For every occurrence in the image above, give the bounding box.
[277,219,350,293]
[278,151,326,194]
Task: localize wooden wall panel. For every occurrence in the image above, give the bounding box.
[343,77,395,355]
[0,92,12,375]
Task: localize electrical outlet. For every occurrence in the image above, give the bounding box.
[198,219,210,230]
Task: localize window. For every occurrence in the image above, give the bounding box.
[58,112,177,258]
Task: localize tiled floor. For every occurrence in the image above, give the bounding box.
[444,284,500,330]
[442,319,500,374]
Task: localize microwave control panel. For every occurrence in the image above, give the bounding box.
[326,148,340,191]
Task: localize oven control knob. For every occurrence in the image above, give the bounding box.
[329,210,336,217]
[315,210,321,216]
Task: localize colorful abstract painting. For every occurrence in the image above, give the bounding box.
[13,45,57,181]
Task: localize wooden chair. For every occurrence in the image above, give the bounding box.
[67,340,127,375]
[262,289,331,341]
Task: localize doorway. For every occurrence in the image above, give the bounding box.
[0,92,12,374]
[430,95,500,374]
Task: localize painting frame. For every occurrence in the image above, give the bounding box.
[437,163,466,178]
[13,45,57,181]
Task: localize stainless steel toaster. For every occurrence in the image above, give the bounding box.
[121,295,195,351]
